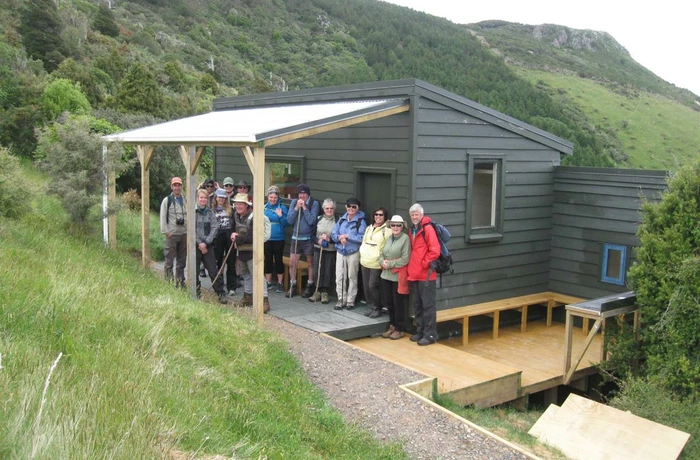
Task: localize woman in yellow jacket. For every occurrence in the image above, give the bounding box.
[360,207,390,318]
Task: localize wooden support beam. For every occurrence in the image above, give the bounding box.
[565,318,602,384]
[563,310,574,379]
[520,305,528,333]
[136,145,154,269]
[182,146,198,300]
[492,310,500,339]
[546,298,555,327]
[462,317,469,346]
[191,146,206,175]
[108,168,116,247]
[241,146,254,173]
[252,146,265,323]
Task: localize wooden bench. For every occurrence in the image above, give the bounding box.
[282,256,309,296]
[436,291,585,346]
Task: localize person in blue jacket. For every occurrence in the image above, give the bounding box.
[331,197,367,309]
[263,186,289,293]
[286,184,320,297]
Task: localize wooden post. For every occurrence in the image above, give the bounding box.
[252,146,265,323]
[180,146,198,300]
[136,145,154,268]
[108,168,116,247]
[563,310,574,379]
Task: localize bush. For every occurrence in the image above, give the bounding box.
[122,189,141,210]
[0,148,30,219]
[41,78,92,121]
[627,159,700,398]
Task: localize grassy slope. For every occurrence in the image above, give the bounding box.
[517,69,700,170]
[0,178,405,458]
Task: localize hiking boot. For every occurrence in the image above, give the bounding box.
[263,297,270,314]
[410,333,422,342]
[235,293,253,308]
[285,283,296,298]
[275,282,284,293]
[308,290,321,302]
[334,300,344,310]
[345,302,355,310]
[417,336,437,346]
[321,292,329,304]
[218,292,228,304]
[301,283,314,298]
[199,268,206,278]
[389,330,405,340]
[381,325,396,339]
[363,308,373,317]
[369,308,382,319]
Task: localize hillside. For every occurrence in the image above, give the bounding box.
[1,0,697,175]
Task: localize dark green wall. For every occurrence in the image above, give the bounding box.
[549,166,667,298]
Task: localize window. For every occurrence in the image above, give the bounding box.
[466,155,505,243]
[601,243,628,285]
[265,157,304,200]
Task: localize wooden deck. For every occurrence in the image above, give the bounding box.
[349,320,601,407]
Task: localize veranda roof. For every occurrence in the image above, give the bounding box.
[102,99,408,146]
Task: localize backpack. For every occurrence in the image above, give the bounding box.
[423,221,454,276]
[248,212,272,242]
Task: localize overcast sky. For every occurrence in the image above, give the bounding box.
[381,0,699,96]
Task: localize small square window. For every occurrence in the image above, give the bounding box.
[266,158,303,200]
[601,243,628,285]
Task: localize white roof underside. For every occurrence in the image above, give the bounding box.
[102,99,405,145]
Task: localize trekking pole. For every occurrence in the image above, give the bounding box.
[312,243,323,303]
[211,239,235,288]
[288,208,302,297]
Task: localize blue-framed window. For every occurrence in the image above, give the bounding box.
[601,243,628,285]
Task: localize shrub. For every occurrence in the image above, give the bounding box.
[627,159,700,399]
[41,78,92,121]
[122,189,141,210]
[0,147,30,219]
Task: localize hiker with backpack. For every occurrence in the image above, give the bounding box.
[286,184,320,298]
[407,203,441,346]
[360,207,390,318]
[332,197,367,310]
[160,176,187,289]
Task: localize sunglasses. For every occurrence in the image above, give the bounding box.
[390,224,403,228]
[224,184,234,187]
[346,204,358,209]
[206,185,215,188]
[374,213,384,217]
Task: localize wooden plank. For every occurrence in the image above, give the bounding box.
[529,393,690,460]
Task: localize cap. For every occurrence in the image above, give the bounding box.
[345,197,361,207]
[296,184,311,195]
[223,177,234,186]
[215,188,227,198]
[204,178,215,186]
[171,177,183,186]
[231,193,251,205]
[267,185,280,196]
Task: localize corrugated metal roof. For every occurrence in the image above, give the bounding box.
[102,99,406,145]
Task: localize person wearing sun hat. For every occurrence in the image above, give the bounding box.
[230,193,270,312]
[379,215,411,340]
[264,185,289,293]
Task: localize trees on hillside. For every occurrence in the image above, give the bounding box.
[18,0,66,71]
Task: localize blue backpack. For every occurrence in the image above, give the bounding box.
[423,221,454,276]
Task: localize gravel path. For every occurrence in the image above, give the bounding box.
[263,315,530,460]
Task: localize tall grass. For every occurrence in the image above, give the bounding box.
[0,192,406,458]
[116,208,166,262]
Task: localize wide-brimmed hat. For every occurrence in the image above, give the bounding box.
[215,188,227,198]
[231,193,251,205]
[387,215,407,227]
[223,177,234,186]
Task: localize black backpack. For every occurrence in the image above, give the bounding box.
[423,221,454,276]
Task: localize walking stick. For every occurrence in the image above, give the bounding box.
[288,206,302,297]
[211,238,235,288]
[312,243,323,303]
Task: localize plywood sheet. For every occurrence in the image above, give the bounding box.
[528,393,690,460]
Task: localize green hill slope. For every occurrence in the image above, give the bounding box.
[1,0,696,170]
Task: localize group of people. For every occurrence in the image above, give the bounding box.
[160,178,441,345]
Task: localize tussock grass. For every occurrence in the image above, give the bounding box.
[0,192,406,458]
[116,208,166,262]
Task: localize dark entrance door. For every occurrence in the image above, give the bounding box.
[358,171,393,216]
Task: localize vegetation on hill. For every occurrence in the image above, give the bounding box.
[0,161,406,458]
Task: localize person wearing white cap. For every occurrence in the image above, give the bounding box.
[380,215,411,339]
